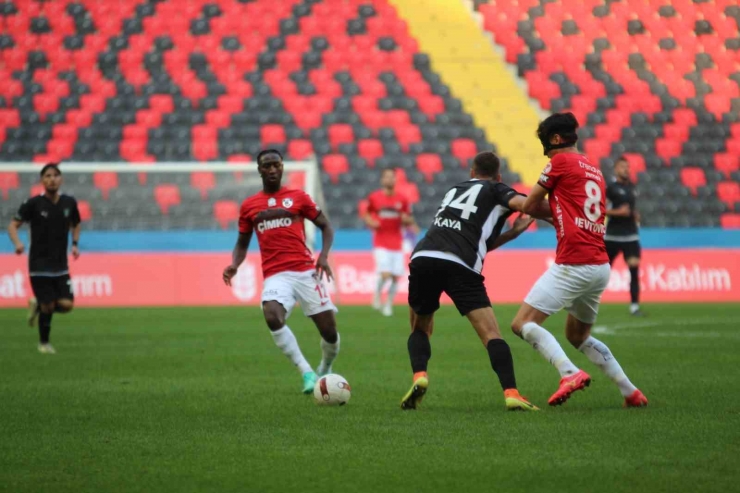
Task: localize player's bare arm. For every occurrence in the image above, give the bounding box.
[7,219,25,254]
[489,213,535,251]
[520,184,555,219]
[605,203,631,217]
[312,212,334,281]
[223,231,252,286]
[362,211,380,229]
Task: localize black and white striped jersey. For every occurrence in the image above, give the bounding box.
[412,179,520,273]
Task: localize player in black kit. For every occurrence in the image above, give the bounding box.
[7,164,81,354]
[400,151,553,412]
[605,156,643,316]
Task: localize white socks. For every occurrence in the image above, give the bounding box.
[386,279,398,308]
[271,326,312,375]
[630,303,640,314]
[578,336,637,397]
[521,322,579,377]
[317,333,341,375]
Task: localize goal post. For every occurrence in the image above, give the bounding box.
[0,160,325,249]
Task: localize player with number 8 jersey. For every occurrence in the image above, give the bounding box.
[512,113,647,409]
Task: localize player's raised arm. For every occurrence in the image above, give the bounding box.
[489,213,535,251]
[504,187,552,220]
[312,212,334,282]
[223,230,252,286]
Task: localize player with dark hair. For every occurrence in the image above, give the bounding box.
[223,150,340,394]
[363,168,418,317]
[511,113,647,408]
[605,156,643,316]
[7,163,81,354]
[401,151,545,411]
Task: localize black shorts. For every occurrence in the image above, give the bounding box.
[606,240,641,264]
[408,256,490,316]
[30,275,73,305]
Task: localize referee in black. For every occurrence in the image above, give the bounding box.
[7,163,81,354]
[605,156,643,316]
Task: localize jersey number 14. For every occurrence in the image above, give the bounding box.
[436,184,482,220]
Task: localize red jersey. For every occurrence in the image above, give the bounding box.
[537,152,609,265]
[238,188,321,278]
[366,189,410,250]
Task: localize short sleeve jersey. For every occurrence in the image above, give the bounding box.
[605,179,639,240]
[537,152,609,265]
[14,194,81,274]
[366,189,410,250]
[238,188,321,278]
[412,179,520,273]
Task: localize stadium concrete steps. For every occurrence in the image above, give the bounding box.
[388,0,544,184]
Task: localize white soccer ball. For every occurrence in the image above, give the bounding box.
[313,374,351,406]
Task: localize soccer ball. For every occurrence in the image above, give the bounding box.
[313,374,351,406]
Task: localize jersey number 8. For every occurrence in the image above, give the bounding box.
[436,184,482,220]
[583,180,602,222]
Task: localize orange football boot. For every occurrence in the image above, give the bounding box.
[624,389,648,408]
[548,370,592,406]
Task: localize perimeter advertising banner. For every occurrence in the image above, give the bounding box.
[0,250,737,307]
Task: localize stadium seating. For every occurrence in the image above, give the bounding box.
[0,0,736,229]
[477,0,740,228]
[0,0,516,229]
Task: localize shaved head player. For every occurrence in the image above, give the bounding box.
[223,150,340,394]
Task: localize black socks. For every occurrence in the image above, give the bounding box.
[407,330,431,373]
[487,339,517,391]
[39,312,52,344]
[629,265,640,304]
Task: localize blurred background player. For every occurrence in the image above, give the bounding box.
[402,152,540,412]
[363,168,418,317]
[605,156,644,316]
[512,113,647,408]
[223,150,340,394]
[7,163,81,354]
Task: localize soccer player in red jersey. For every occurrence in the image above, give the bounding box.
[223,150,340,394]
[511,113,647,408]
[363,168,418,316]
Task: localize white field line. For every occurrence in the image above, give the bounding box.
[593,316,739,338]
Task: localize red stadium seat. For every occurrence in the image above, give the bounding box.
[287,140,314,160]
[261,124,286,145]
[77,200,92,222]
[93,172,119,201]
[679,168,706,195]
[190,171,216,200]
[416,154,442,183]
[714,154,739,177]
[655,139,683,161]
[396,181,420,204]
[0,172,19,200]
[154,185,181,215]
[622,154,647,182]
[358,139,384,166]
[328,124,354,150]
[451,139,477,165]
[720,214,740,229]
[717,182,740,209]
[395,125,421,152]
[214,201,240,230]
[31,184,45,197]
[322,154,349,183]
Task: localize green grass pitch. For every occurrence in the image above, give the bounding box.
[1,303,739,493]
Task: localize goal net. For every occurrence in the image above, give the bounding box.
[0,160,323,246]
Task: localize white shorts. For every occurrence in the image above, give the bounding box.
[374,248,405,276]
[524,263,610,324]
[262,270,337,318]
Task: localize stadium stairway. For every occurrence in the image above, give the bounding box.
[388,0,543,184]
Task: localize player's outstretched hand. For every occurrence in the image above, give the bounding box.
[222,265,238,286]
[512,213,535,234]
[316,254,333,282]
[14,243,24,255]
[72,245,80,260]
